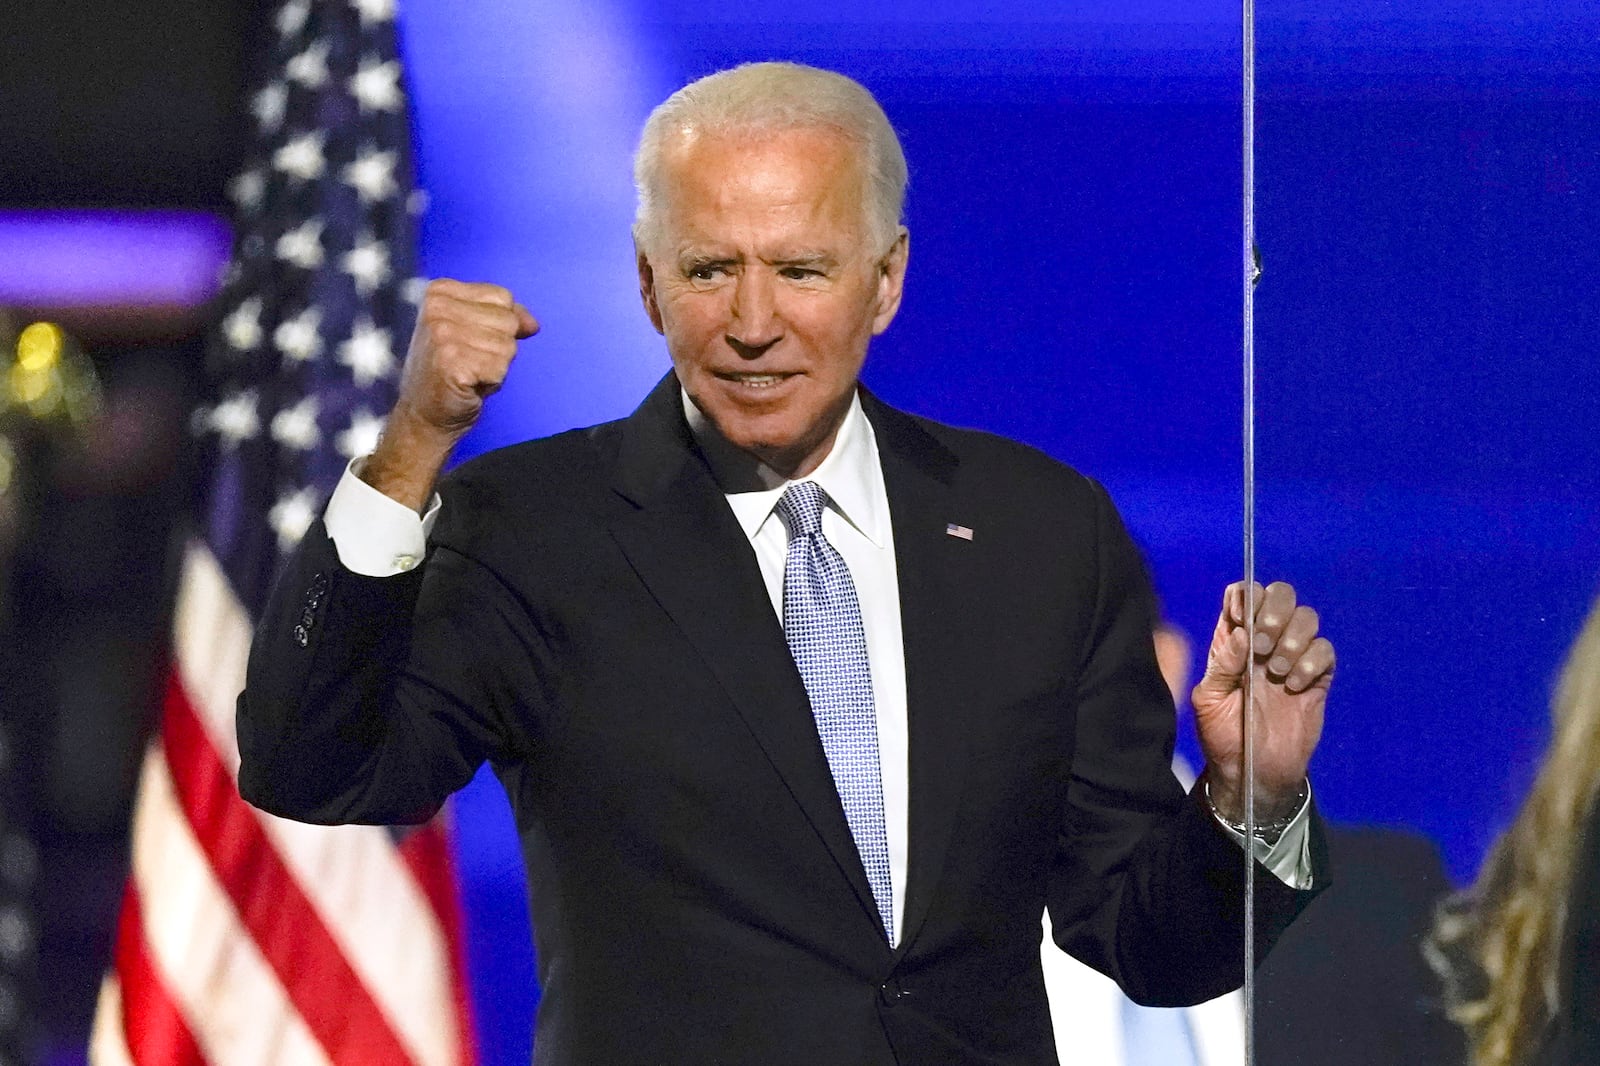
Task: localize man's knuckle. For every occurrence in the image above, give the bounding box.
[421,291,456,321]
[471,283,513,306]
[488,306,518,334]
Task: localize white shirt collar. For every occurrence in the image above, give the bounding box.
[682,389,888,549]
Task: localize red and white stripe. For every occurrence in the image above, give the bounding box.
[91,542,477,1066]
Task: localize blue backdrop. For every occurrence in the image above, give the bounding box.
[395,5,1600,1061]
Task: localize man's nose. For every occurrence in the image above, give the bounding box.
[726,270,781,357]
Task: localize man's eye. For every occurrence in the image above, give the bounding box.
[688,264,725,281]
[780,267,821,280]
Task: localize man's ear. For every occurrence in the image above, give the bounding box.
[871,227,910,336]
[636,243,665,335]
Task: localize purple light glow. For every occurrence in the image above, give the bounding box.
[0,210,232,308]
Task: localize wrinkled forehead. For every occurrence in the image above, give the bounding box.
[654,124,871,218]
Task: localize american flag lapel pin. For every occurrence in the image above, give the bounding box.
[945,523,974,541]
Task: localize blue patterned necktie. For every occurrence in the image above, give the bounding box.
[777,481,894,943]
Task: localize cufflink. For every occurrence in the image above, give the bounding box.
[294,572,329,648]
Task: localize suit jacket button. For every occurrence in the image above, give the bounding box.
[293,623,309,648]
[878,980,910,1007]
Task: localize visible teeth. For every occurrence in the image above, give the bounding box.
[729,374,785,386]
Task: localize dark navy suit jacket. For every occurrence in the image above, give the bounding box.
[238,374,1323,1065]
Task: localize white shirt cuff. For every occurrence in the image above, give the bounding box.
[323,458,441,577]
[1210,783,1316,890]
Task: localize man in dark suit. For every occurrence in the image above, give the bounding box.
[238,62,1336,1064]
[1256,827,1465,1065]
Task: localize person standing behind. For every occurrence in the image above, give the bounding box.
[1430,591,1600,1066]
[1049,613,1464,1066]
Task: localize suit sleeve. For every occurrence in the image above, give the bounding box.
[1045,479,1328,1006]
[236,516,538,825]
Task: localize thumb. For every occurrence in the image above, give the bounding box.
[1197,626,1249,694]
[513,303,541,339]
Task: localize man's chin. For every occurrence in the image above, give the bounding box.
[724,424,828,480]
[729,431,802,468]
[690,393,844,478]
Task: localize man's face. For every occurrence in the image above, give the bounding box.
[636,126,908,478]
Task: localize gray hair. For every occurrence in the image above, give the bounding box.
[632,62,908,253]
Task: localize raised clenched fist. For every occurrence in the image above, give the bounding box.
[361,278,539,511]
[398,278,540,435]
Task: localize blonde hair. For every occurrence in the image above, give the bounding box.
[1428,591,1600,1066]
[632,62,907,253]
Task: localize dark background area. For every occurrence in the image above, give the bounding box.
[0,1,256,1059]
[0,0,250,211]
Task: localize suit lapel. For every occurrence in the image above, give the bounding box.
[864,394,976,956]
[605,374,886,937]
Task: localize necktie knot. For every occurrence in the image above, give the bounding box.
[777,481,828,539]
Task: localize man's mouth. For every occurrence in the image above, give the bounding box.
[716,371,798,389]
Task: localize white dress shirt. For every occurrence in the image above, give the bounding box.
[323,389,1312,954]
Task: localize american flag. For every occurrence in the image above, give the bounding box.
[90,1,476,1063]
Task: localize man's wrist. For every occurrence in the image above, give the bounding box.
[360,406,459,514]
[1203,775,1309,847]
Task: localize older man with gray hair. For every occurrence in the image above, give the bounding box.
[239,62,1334,1065]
